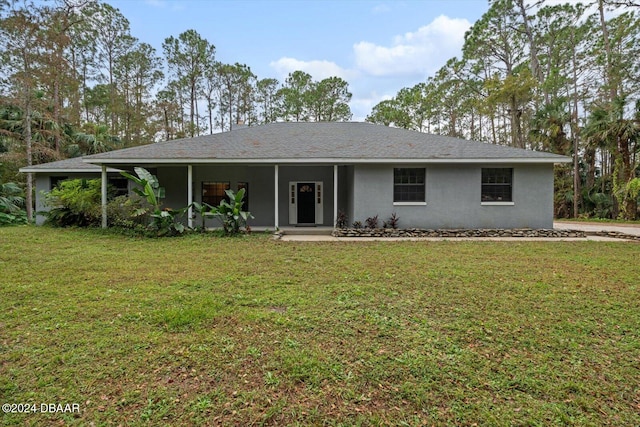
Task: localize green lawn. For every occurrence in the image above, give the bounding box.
[1,227,639,426]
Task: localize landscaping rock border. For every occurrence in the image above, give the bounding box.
[331,228,586,238]
[585,230,640,242]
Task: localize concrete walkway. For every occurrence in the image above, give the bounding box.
[277,222,640,242]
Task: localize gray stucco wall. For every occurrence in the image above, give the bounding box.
[351,163,554,229]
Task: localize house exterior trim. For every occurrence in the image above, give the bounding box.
[84,157,568,165]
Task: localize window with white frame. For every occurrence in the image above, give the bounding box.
[481,168,513,202]
[394,168,425,202]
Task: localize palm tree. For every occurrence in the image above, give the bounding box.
[530,99,571,155]
[67,123,121,156]
[584,96,640,219]
[530,99,575,217]
[0,171,26,225]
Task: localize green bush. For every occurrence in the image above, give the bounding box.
[0,180,27,225]
[43,179,112,227]
[106,194,151,233]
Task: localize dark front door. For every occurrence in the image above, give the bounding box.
[297,182,315,224]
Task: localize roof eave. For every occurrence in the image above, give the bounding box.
[83,157,570,165]
[19,167,122,173]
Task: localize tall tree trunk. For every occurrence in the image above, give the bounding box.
[109,52,116,135]
[24,95,33,222]
[190,80,196,137]
[598,0,617,101]
[208,103,213,135]
[571,29,581,218]
[510,96,524,148]
[490,114,497,144]
[516,0,545,103]
[53,71,61,154]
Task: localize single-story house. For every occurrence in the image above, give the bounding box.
[21,122,570,229]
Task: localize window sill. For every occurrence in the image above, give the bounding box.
[481,201,515,206]
[393,202,427,206]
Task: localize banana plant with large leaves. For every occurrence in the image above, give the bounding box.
[120,167,186,236]
[210,188,253,235]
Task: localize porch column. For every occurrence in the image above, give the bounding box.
[101,165,107,229]
[333,165,338,229]
[274,165,279,229]
[187,164,193,229]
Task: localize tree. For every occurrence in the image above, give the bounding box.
[0,2,44,221]
[0,171,26,225]
[533,3,592,217]
[155,83,184,140]
[366,99,401,127]
[90,2,133,136]
[200,61,217,134]
[256,78,280,124]
[113,41,164,144]
[307,76,352,122]
[213,62,256,131]
[584,97,640,219]
[463,0,529,148]
[67,123,121,156]
[163,29,215,137]
[38,1,87,154]
[277,70,313,122]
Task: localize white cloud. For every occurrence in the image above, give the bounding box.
[267,15,473,122]
[269,57,358,81]
[353,15,471,77]
[349,91,394,121]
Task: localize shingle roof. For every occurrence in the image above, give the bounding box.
[77,122,568,165]
[19,156,121,173]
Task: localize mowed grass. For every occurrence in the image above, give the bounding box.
[0,227,639,426]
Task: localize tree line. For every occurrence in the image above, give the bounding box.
[367,0,640,220]
[0,0,352,220]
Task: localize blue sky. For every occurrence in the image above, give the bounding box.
[109,0,492,120]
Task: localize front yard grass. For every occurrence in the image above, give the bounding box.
[1,226,639,426]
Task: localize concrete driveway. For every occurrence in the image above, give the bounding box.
[553,221,640,237]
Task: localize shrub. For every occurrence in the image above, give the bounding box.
[335,209,348,228]
[382,212,399,229]
[0,179,27,225]
[43,179,111,227]
[352,220,362,229]
[365,215,379,229]
[107,194,150,232]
